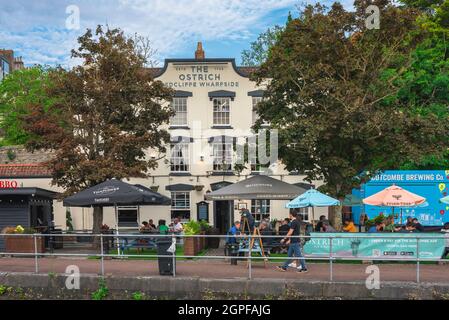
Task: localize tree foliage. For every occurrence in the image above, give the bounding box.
[252,1,449,228]
[23,26,174,232]
[0,66,57,146]
[241,25,284,66]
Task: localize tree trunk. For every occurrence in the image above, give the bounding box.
[92,206,103,248]
[329,202,343,231]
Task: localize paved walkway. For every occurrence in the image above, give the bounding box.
[1,257,448,283]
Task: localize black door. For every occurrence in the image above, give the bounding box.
[214,200,234,234]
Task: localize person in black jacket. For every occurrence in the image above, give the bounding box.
[278,218,291,236]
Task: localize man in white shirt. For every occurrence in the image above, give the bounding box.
[173,218,184,232]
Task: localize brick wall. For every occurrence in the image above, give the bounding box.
[0,145,53,164]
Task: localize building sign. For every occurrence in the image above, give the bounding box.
[370,171,449,182]
[164,65,240,88]
[353,170,449,226]
[197,201,209,221]
[0,180,18,189]
[303,233,445,260]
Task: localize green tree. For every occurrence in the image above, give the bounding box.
[0,66,56,146]
[394,0,449,168]
[241,25,284,66]
[252,1,449,228]
[23,26,174,235]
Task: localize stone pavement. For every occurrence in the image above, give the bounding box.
[0,257,448,283]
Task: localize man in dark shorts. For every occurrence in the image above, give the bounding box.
[277,211,308,273]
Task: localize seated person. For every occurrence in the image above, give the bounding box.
[368,221,385,233]
[342,219,357,233]
[411,218,424,232]
[140,221,151,233]
[259,221,273,250]
[278,218,291,236]
[404,216,414,231]
[315,215,326,232]
[384,216,401,232]
[441,222,449,259]
[157,219,169,234]
[148,219,156,230]
[323,220,336,232]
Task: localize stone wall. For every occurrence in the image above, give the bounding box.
[1,273,449,300]
[0,145,53,164]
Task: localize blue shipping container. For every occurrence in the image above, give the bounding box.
[352,170,449,226]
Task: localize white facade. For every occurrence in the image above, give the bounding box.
[2,50,328,232]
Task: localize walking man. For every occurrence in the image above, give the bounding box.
[277,211,308,273]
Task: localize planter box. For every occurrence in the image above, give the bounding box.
[195,236,202,253]
[5,235,45,254]
[200,231,206,250]
[183,237,198,257]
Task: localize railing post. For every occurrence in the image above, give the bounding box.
[172,234,176,278]
[34,234,39,274]
[416,237,420,283]
[329,236,333,281]
[100,233,105,276]
[248,234,252,280]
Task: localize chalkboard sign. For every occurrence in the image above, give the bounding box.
[197,201,209,222]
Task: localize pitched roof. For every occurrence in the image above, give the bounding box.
[0,163,52,178]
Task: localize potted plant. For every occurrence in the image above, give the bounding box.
[150,185,159,192]
[183,220,201,257]
[3,225,45,254]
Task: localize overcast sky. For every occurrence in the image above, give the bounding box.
[0,0,352,68]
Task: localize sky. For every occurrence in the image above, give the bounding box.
[0,0,353,68]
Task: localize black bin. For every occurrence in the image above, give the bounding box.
[157,238,175,276]
[226,243,239,265]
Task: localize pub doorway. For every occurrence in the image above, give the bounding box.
[213,200,234,234]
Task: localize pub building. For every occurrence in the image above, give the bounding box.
[0,43,326,233]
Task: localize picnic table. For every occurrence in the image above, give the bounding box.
[118,231,159,254]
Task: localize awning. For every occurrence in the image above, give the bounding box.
[63,179,171,207]
[0,187,58,200]
[205,175,307,200]
[208,90,236,100]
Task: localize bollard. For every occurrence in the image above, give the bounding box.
[100,233,105,276]
[34,234,39,273]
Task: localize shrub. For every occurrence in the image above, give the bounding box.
[184,220,201,235]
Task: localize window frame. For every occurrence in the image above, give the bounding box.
[212,97,231,126]
[170,97,188,126]
[171,191,191,221]
[212,141,233,171]
[170,142,190,172]
[250,199,271,222]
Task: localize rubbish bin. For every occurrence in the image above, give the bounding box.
[157,238,175,276]
[226,243,239,265]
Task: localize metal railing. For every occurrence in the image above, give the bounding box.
[0,232,447,282]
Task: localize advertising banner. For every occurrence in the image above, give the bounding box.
[303,232,446,260]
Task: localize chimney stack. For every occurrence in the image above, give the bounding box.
[14,56,24,70]
[195,42,205,60]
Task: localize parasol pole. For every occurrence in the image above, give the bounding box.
[312,206,315,228]
[115,204,120,256]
